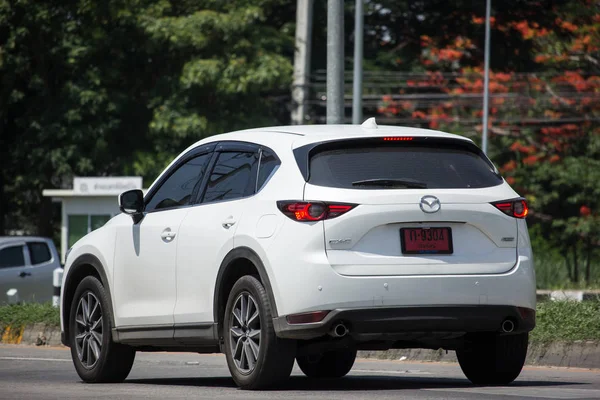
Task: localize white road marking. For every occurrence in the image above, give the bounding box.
[352,369,432,375]
[426,387,600,399]
[0,356,71,362]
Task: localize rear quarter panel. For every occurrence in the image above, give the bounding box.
[233,151,307,316]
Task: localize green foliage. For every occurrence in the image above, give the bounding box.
[531,299,600,342]
[521,134,600,284]
[0,302,60,328]
[534,251,600,289]
[0,0,294,233]
[531,224,600,289]
[143,9,293,139]
[137,1,295,180]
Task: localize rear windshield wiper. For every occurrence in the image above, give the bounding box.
[351,178,428,189]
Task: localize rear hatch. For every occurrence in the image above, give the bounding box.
[296,136,520,276]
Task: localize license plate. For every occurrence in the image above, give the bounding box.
[400,227,453,254]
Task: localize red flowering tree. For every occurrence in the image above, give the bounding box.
[375,0,600,284]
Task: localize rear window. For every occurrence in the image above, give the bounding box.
[306,142,502,189]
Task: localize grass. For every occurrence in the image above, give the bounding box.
[0,302,60,329]
[530,299,600,343]
[1,300,599,344]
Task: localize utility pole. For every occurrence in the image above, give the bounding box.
[352,0,364,124]
[291,0,314,125]
[482,0,492,154]
[327,0,344,124]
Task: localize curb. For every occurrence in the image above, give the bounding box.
[2,324,599,369]
[536,290,600,302]
[0,324,62,347]
[359,340,600,369]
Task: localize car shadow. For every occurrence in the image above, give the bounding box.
[123,375,585,391]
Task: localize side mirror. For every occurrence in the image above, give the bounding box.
[119,189,144,223]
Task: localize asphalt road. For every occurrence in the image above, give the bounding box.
[1,345,599,400]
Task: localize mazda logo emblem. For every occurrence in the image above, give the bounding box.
[420,195,441,213]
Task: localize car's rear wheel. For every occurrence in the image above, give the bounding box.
[69,276,136,383]
[223,275,296,389]
[457,332,528,385]
[296,348,357,379]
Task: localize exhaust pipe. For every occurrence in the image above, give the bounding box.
[329,323,349,338]
[501,319,515,333]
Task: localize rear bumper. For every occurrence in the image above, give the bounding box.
[267,254,536,318]
[273,305,536,340]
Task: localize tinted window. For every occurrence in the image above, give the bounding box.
[257,150,280,191]
[27,242,52,265]
[146,153,212,211]
[308,143,502,189]
[0,246,25,269]
[203,152,258,203]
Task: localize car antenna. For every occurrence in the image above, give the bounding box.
[361,117,378,129]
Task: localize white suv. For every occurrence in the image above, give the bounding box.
[61,120,535,389]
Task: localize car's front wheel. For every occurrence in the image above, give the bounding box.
[69,276,136,383]
[457,332,528,385]
[223,275,296,389]
[297,348,357,378]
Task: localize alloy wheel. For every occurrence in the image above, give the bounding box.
[74,291,103,369]
[229,292,261,374]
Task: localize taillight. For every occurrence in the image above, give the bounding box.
[492,198,529,219]
[277,201,356,221]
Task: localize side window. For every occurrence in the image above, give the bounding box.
[27,242,52,265]
[203,151,258,203]
[0,246,25,269]
[145,153,212,212]
[257,149,280,191]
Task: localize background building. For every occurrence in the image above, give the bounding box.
[43,177,144,264]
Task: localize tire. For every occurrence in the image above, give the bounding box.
[457,332,528,385]
[297,348,357,379]
[223,275,296,389]
[69,276,136,383]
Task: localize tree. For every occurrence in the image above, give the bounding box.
[0,0,159,236]
[132,0,294,179]
[503,0,600,283]
[0,0,295,236]
[373,0,600,284]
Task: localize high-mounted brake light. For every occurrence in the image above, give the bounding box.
[277,201,356,221]
[492,198,529,219]
[383,137,413,141]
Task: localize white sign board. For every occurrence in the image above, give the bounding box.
[73,177,143,195]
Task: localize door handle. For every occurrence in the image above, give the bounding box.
[160,228,177,242]
[19,271,32,278]
[222,218,236,229]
